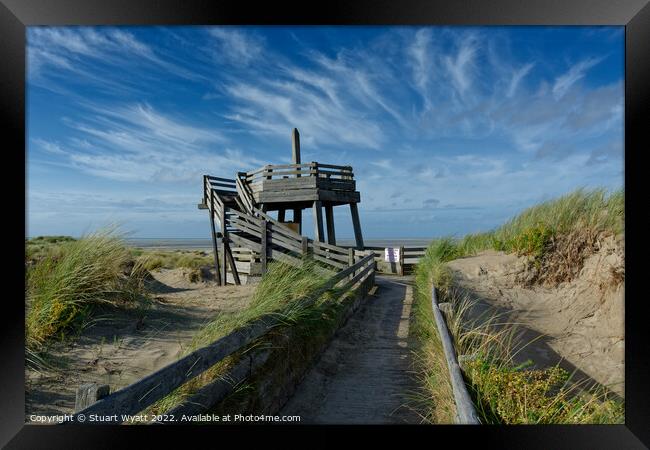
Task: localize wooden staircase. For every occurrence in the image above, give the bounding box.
[200,174,366,285]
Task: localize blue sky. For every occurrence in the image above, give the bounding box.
[26,26,624,239]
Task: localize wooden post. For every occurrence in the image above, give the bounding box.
[399,245,405,276]
[325,203,336,245]
[220,206,228,285]
[225,245,241,285]
[301,236,309,267]
[278,209,285,222]
[260,218,268,274]
[209,196,222,286]
[313,201,324,242]
[75,383,110,412]
[294,208,302,234]
[348,248,355,280]
[350,202,364,250]
[292,128,301,171]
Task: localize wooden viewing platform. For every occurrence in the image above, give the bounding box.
[198,128,365,285]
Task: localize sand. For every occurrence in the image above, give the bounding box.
[25,268,255,418]
[446,234,624,397]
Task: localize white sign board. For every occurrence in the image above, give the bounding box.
[384,247,400,262]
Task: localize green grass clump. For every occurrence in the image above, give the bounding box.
[26,229,148,350]
[464,356,623,424]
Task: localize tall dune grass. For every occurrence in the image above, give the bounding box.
[411,188,625,423]
[26,229,149,350]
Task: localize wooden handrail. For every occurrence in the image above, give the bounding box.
[431,286,480,425]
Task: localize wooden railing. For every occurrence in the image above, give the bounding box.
[431,286,480,424]
[243,162,353,184]
[69,253,376,423]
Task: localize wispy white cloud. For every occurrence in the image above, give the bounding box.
[507,62,535,98]
[443,34,479,98]
[552,57,603,100]
[34,102,262,182]
[208,27,265,66]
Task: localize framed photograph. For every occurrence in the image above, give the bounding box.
[3,0,648,447]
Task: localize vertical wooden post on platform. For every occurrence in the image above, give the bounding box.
[209,194,221,286]
[350,202,364,250]
[313,200,324,242]
[278,209,285,222]
[325,203,336,245]
[220,205,228,285]
[292,130,302,233]
[260,218,268,274]
[399,245,405,276]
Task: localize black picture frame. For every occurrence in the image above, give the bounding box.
[2,0,648,447]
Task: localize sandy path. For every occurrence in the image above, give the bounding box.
[280,276,421,424]
[26,269,255,417]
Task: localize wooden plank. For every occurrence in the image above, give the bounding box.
[267,221,303,242]
[260,219,267,274]
[229,233,262,253]
[71,315,280,421]
[249,177,318,192]
[315,189,360,204]
[312,253,347,270]
[229,218,263,238]
[431,286,481,425]
[337,261,373,292]
[312,239,347,254]
[325,203,336,245]
[315,179,356,191]
[350,203,364,250]
[404,258,422,264]
[268,232,303,254]
[312,246,349,263]
[269,248,303,268]
[256,190,320,204]
[328,253,374,285]
[313,201,324,243]
[206,175,236,183]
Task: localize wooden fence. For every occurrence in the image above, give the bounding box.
[431,286,480,424]
[69,253,376,423]
[362,246,428,275]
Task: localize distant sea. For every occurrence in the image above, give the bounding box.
[125,238,433,250]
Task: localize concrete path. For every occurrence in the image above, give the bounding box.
[280,276,422,424]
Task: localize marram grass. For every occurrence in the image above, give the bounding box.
[411,188,624,424]
[26,229,149,350]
